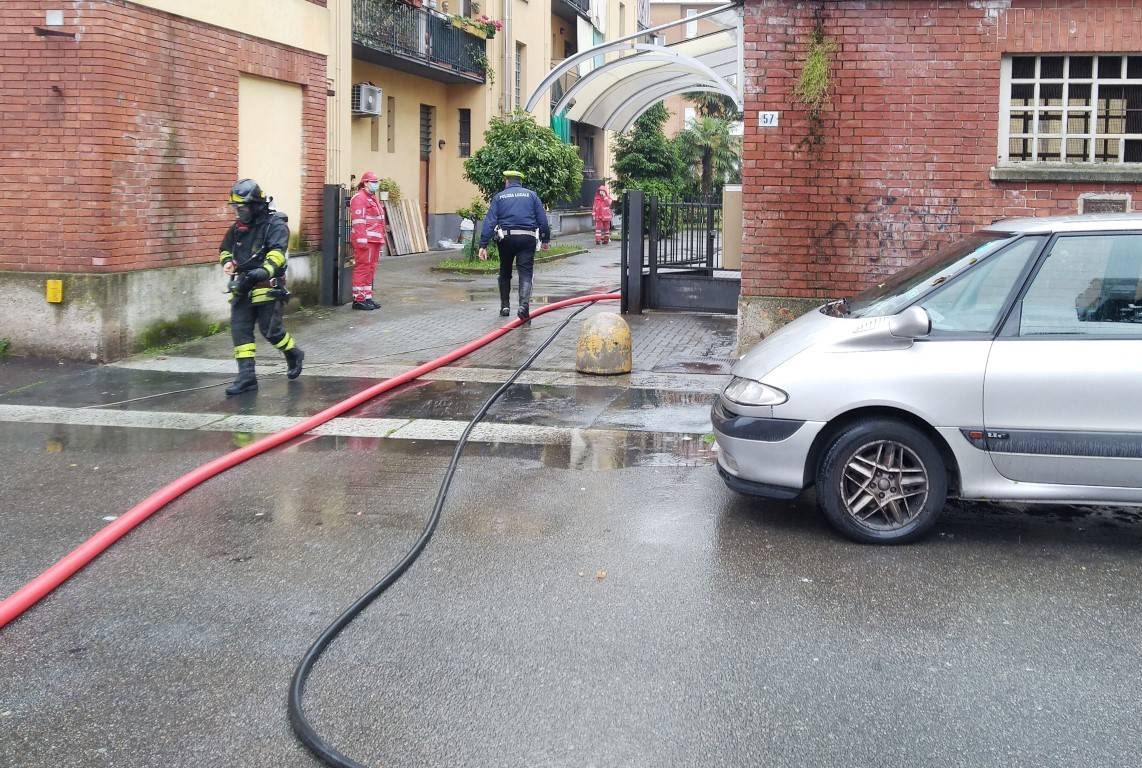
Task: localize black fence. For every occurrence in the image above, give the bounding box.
[353,0,486,81]
[648,197,724,270]
[621,190,739,314]
[320,185,354,306]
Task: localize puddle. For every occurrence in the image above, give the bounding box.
[651,359,733,375]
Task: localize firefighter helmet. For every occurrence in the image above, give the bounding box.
[229,179,267,205]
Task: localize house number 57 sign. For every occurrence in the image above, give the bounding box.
[758,111,779,128]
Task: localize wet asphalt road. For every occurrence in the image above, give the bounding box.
[3,413,1142,768]
[5,243,1142,767]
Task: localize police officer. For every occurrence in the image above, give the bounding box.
[478,170,550,320]
[219,179,304,396]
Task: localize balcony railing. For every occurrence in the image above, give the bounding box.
[550,60,580,110]
[353,0,486,84]
[557,0,591,18]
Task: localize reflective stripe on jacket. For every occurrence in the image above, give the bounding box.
[219,211,290,280]
[350,190,386,248]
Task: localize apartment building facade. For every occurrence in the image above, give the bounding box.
[345,0,639,243]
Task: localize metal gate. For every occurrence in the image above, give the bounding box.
[620,190,740,314]
[320,184,354,306]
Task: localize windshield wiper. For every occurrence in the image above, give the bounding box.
[823,298,851,317]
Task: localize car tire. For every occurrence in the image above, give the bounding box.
[816,419,947,544]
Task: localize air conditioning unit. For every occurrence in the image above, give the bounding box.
[351,83,382,117]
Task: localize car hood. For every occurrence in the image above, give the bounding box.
[731,307,840,379]
[734,302,929,381]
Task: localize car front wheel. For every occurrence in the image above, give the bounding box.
[816,419,947,544]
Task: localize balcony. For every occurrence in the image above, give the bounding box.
[553,0,590,23]
[353,0,487,85]
[549,60,581,111]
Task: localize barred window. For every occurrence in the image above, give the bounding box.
[1000,54,1142,164]
[458,109,471,158]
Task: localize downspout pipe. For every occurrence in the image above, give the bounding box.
[502,0,513,113]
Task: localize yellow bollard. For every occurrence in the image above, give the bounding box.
[576,312,632,375]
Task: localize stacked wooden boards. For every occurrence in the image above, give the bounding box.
[384,199,429,255]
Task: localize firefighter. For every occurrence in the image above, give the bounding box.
[592,184,613,245]
[349,170,387,310]
[478,170,550,321]
[219,179,304,396]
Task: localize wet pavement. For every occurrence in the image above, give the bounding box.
[4,239,1142,767]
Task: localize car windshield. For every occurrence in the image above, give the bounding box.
[826,231,1021,318]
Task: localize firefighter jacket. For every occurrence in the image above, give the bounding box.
[479,180,551,248]
[350,189,386,249]
[219,210,290,304]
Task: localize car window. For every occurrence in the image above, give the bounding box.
[1020,234,1142,337]
[839,232,1020,318]
[921,236,1043,333]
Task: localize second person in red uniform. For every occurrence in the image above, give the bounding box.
[349,171,386,310]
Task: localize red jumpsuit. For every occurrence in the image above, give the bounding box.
[592,188,614,244]
[349,188,386,303]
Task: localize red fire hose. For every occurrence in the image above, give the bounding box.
[0,292,619,630]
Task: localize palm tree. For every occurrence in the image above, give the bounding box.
[684,92,742,121]
[675,116,741,198]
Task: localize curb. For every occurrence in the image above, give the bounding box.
[431,248,589,275]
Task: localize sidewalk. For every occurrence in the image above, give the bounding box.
[0,239,738,451]
[161,237,737,385]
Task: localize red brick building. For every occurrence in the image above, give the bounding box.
[739,0,1142,343]
[0,0,328,359]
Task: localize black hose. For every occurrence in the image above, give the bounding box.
[287,302,596,768]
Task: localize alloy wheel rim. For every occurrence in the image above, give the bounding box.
[839,440,929,531]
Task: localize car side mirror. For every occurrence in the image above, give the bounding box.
[889,306,931,339]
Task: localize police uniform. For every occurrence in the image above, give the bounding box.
[220,179,304,396]
[479,170,551,320]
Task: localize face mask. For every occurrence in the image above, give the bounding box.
[366,182,380,194]
[235,205,254,225]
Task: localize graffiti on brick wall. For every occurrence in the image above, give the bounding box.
[813,194,962,266]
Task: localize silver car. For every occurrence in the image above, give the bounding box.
[714,214,1142,544]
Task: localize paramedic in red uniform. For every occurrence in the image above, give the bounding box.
[592,185,613,245]
[349,171,386,310]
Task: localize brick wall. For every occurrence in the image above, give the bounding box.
[742,0,1142,301]
[0,0,326,274]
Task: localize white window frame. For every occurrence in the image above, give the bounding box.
[998,53,1142,165]
[685,9,698,39]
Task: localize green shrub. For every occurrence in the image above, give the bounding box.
[378,178,401,202]
[463,111,583,207]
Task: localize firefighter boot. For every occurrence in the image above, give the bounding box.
[225,358,258,396]
[284,347,305,380]
[517,303,530,322]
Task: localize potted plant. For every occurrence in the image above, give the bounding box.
[452,14,502,39]
[377,178,401,202]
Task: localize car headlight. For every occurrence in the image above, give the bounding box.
[723,376,787,406]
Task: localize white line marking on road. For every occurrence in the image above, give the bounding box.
[0,404,709,446]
